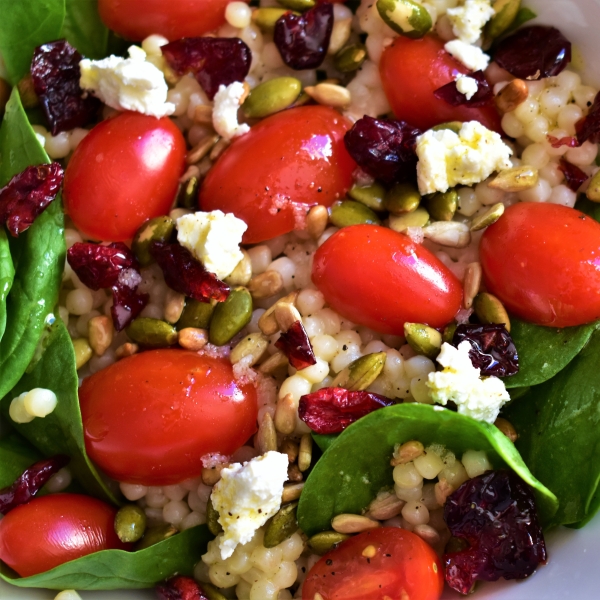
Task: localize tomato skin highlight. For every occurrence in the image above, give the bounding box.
[380,35,501,132]
[0,494,128,577]
[480,202,600,327]
[312,225,463,334]
[302,527,444,600]
[63,112,186,242]
[98,0,239,41]
[199,106,356,243]
[79,350,258,485]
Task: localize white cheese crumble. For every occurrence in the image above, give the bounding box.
[455,74,479,100]
[211,451,289,559]
[79,46,174,118]
[427,342,510,423]
[415,120,512,194]
[9,388,58,424]
[444,39,490,72]
[177,210,247,280]
[212,81,250,141]
[446,0,495,45]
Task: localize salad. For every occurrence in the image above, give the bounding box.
[0,0,600,599]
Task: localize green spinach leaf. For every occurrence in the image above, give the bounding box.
[0,0,65,85]
[504,7,537,35]
[0,229,15,342]
[62,0,111,59]
[0,525,211,589]
[0,430,41,488]
[576,196,600,222]
[297,404,558,537]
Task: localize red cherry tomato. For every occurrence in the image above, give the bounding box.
[302,527,444,600]
[63,112,186,242]
[199,106,356,244]
[312,225,462,334]
[0,494,128,577]
[380,35,501,132]
[79,350,257,485]
[480,202,600,327]
[98,0,241,41]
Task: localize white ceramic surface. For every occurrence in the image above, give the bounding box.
[3,1,600,598]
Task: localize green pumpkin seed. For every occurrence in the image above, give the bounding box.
[177,298,215,331]
[209,287,253,346]
[252,7,293,31]
[376,0,432,38]
[134,524,178,550]
[126,318,178,347]
[263,502,299,548]
[587,169,600,202]
[330,200,381,228]
[114,505,147,543]
[225,249,252,286]
[470,202,505,231]
[278,0,315,10]
[308,531,351,555]
[132,216,176,267]
[427,189,458,222]
[388,207,430,232]
[207,498,223,536]
[431,121,463,134]
[243,77,302,119]
[334,44,367,73]
[473,292,511,332]
[348,181,386,211]
[442,322,458,344]
[485,0,521,40]
[488,166,538,192]
[177,176,199,209]
[332,352,387,391]
[385,183,421,214]
[201,582,228,600]
[404,323,442,359]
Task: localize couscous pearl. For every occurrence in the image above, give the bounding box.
[330,343,361,373]
[88,349,116,374]
[269,257,296,289]
[23,388,58,418]
[573,85,597,111]
[420,483,440,510]
[69,127,89,151]
[249,579,278,600]
[226,2,252,28]
[335,330,362,348]
[525,115,550,143]
[297,357,329,384]
[120,482,148,501]
[146,487,169,508]
[278,374,311,402]
[64,228,83,248]
[141,34,169,56]
[457,186,482,217]
[557,104,583,135]
[279,533,304,561]
[462,450,493,478]
[144,507,165,526]
[9,395,34,424]
[311,334,339,362]
[247,308,266,334]
[414,451,444,479]
[514,97,539,124]
[393,462,423,488]
[518,178,552,202]
[163,499,190,526]
[76,310,100,337]
[440,461,469,488]
[210,562,241,588]
[272,561,297,589]
[66,288,94,316]
[363,340,388,354]
[314,308,341,336]
[296,288,325,316]
[565,141,598,166]
[383,349,404,379]
[410,377,432,403]
[555,69,581,91]
[163,484,188,501]
[180,511,206,530]
[521,143,551,169]
[45,467,72,493]
[402,501,430,526]
[317,227,338,246]
[302,315,325,338]
[501,112,524,139]
[548,184,577,207]
[525,79,545,98]
[197,482,213,503]
[474,180,505,206]
[403,355,435,379]
[54,591,82,600]
[187,490,207,513]
[251,546,282,574]
[539,86,569,118]
[45,132,71,159]
[539,161,565,186]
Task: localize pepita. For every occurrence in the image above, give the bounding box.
[330,200,381,228]
[431,121,462,134]
[114,505,146,543]
[389,207,430,232]
[384,182,421,214]
[134,524,178,551]
[376,0,432,38]
[403,323,442,359]
[243,77,302,119]
[308,530,351,555]
[263,501,299,548]
[231,332,269,365]
[225,249,252,286]
[126,318,179,347]
[177,298,215,331]
[248,270,284,299]
[207,498,223,536]
[252,8,294,31]
[488,166,537,192]
[334,43,367,73]
[332,352,387,391]
[132,216,176,267]
[473,292,511,331]
[257,412,278,454]
[349,181,386,211]
[307,205,329,239]
[427,189,458,222]
[422,221,470,248]
[178,327,209,351]
[331,513,381,534]
[463,262,482,310]
[201,582,228,600]
[587,169,600,202]
[442,322,457,344]
[209,287,253,346]
[258,291,299,335]
[298,433,313,472]
[470,202,505,231]
[176,176,199,209]
[277,0,315,10]
[485,0,521,41]
[304,83,352,109]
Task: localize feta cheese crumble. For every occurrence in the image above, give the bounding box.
[177,210,247,280]
[79,46,174,118]
[210,451,289,559]
[415,120,512,194]
[446,0,495,45]
[455,74,479,100]
[427,342,510,423]
[212,81,250,141]
[444,39,490,72]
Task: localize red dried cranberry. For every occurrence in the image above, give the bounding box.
[558,158,589,191]
[0,455,70,514]
[31,40,101,135]
[275,320,317,370]
[547,134,579,149]
[298,387,394,434]
[0,163,64,237]
[577,92,600,144]
[274,3,334,70]
[494,26,571,80]
[443,470,547,595]
[150,242,229,303]
[111,282,149,332]
[155,576,209,600]
[452,324,518,377]
[344,116,422,184]
[162,38,251,100]
[433,71,492,108]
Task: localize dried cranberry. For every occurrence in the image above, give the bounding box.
[433,71,492,108]
[162,38,251,100]
[31,40,100,135]
[155,576,209,600]
[494,26,571,80]
[275,320,317,370]
[150,242,229,303]
[274,3,333,70]
[452,324,518,377]
[577,92,600,144]
[111,282,149,332]
[0,455,70,514]
[547,134,579,149]
[344,116,422,184]
[558,158,589,191]
[0,163,64,237]
[298,387,394,434]
[443,470,547,594]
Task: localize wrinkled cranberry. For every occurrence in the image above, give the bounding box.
[0,163,63,237]
[453,324,518,377]
[162,38,251,100]
[443,470,547,595]
[433,71,492,108]
[344,116,422,184]
[150,242,229,303]
[0,455,70,514]
[494,26,571,80]
[156,576,209,600]
[577,92,600,144]
[31,40,100,135]
[111,281,149,332]
[558,158,589,191]
[274,3,333,70]
[298,387,394,434]
[275,320,316,371]
[547,134,579,149]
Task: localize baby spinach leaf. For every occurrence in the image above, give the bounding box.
[0,0,66,84]
[576,196,600,222]
[0,430,41,489]
[0,229,15,343]
[62,0,111,59]
[503,317,597,388]
[504,330,600,528]
[297,404,558,537]
[0,524,211,589]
